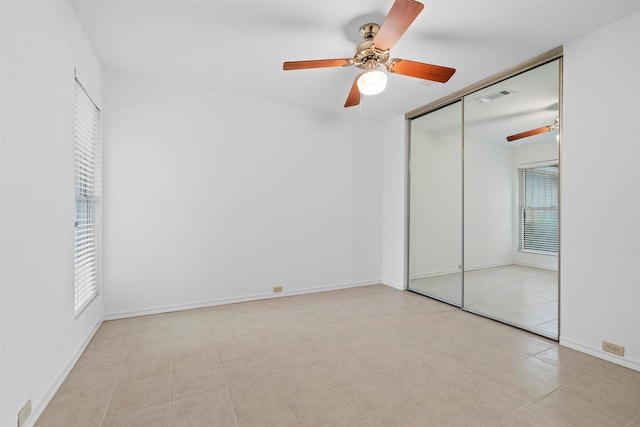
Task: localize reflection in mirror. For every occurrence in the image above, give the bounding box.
[409,101,462,306]
[463,59,560,338]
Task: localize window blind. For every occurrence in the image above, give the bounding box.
[74,78,101,314]
[518,165,558,253]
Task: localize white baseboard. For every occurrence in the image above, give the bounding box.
[381,280,405,290]
[104,280,381,320]
[463,262,514,272]
[410,263,516,279]
[513,261,558,272]
[26,318,103,427]
[560,337,640,372]
[410,268,460,280]
[411,262,558,275]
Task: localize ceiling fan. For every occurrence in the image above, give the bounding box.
[506,118,559,142]
[282,0,456,108]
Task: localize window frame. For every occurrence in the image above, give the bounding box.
[517,161,559,255]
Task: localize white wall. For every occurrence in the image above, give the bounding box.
[381,115,407,289]
[512,138,558,165]
[409,129,462,277]
[561,11,640,370]
[465,137,560,272]
[0,1,104,426]
[464,138,513,270]
[102,70,383,317]
[408,132,558,276]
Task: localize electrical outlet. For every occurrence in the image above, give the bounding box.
[602,341,625,357]
[273,286,283,293]
[17,399,31,427]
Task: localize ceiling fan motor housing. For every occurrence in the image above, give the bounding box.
[353,23,389,70]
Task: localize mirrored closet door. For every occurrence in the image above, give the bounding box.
[408,58,560,339]
[463,59,560,338]
[408,101,462,307]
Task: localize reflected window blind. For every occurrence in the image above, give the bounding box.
[518,165,558,253]
[74,78,101,314]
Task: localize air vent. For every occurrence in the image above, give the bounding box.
[476,89,516,103]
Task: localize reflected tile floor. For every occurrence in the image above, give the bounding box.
[36,285,639,426]
[410,265,558,338]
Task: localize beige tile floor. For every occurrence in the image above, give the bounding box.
[410,265,558,338]
[36,285,639,426]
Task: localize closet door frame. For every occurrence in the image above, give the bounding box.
[405,47,562,340]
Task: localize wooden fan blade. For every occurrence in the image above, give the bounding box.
[345,73,363,108]
[373,0,424,51]
[283,58,351,70]
[506,126,553,142]
[387,59,456,83]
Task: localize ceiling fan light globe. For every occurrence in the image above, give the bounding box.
[357,70,387,95]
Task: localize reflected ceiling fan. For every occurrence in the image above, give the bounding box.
[283,0,456,108]
[506,118,559,142]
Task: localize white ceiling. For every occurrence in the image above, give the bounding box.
[70,0,640,121]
